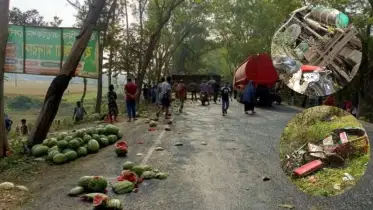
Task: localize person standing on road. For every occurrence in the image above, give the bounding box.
[213,82,220,104]
[176,79,187,113]
[221,82,231,116]
[156,76,172,119]
[107,84,119,123]
[73,101,87,123]
[199,80,210,105]
[124,78,138,122]
[242,80,256,115]
[189,82,198,101]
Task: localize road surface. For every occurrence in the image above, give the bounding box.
[21,100,373,210]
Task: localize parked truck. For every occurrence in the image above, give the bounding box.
[233,53,282,106]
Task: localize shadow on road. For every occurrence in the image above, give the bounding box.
[258,105,300,114]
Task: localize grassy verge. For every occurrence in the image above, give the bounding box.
[280,105,370,196]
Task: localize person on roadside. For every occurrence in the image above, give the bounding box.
[156,76,172,119]
[142,84,149,102]
[124,78,138,122]
[73,101,87,123]
[242,80,256,115]
[20,119,29,136]
[176,79,187,113]
[213,82,220,104]
[4,114,12,134]
[199,80,210,105]
[221,82,231,116]
[107,84,119,123]
[156,80,162,106]
[189,82,198,101]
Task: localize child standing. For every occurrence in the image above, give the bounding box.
[221,82,231,116]
[73,101,87,123]
[4,114,12,134]
[20,119,29,136]
[107,84,119,123]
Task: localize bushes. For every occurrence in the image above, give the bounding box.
[6,95,43,110]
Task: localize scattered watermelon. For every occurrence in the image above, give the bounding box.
[69,139,80,150]
[77,176,94,188]
[118,170,138,183]
[117,131,123,140]
[87,176,107,193]
[68,186,85,196]
[87,139,100,153]
[77,147,88,157]
[107,135,118,144]
[57,140,69,150]
[93,193,109,207]
[65,150,78,161]
[106,199,123,210]
[122,161,134,170]
[31,144,49,157]
[104,125,119,135]
[130,165,146,176]
[53,153,67,164]
[115,141,128,157]
[80,193,108,202]
[155,172,168,180]
[141,171,156,179]
[112,181,134,194]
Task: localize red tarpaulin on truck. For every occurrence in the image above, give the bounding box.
[234,53,278,89]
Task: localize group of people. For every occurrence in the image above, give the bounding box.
[4,114,29,136]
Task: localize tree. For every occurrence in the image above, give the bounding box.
[9,7,62,26]
[27,0,108,147]
[0,0,10,157]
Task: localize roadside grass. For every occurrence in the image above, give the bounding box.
[279,106,370,197]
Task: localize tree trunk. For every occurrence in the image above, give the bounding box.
[27,0,107,147]
[0,0,10,157]
[108,46,113,86]
[95,44,103,113]
[124,0,130,76]
[80,77,87,104]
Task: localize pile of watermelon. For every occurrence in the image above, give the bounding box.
[68,176,123,210]
[30,124,123,165]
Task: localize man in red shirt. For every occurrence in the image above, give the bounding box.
[176,80,186,113]
[124,78,138,122]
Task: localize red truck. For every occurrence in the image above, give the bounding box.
[233,53,282,106]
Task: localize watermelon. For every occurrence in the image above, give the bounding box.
[31,144,49,157]
[68,186,85,196]
[83,135,92,143]
[92,134,101,141]
[141,171,156,179]
[155,172,168,180]
[93,193,109,207]
[47,150,60,161]
[57,140,69,150]
[87,176,107,193]
[99,135,107,139]
[99,138,109,147]
[63,148,74,153]
[75,130,85,138]
[58,132,68,140]
[104,125,119,135]
[48,138,58,147]
[76,137,84,146]
[48,145,59,153]
[42,139,49,146]
[117,131,123,140]
[64,136,73,142]
[80,193,108,202]
[77,147,88,157]
[65,150,78,161]
[112,181,134,194]
[53,153,67,164]
[69,139,81,149]
[122,161,134,170]
[77,176,93,188]
[115,141,128,157]
[131,165,146,176]
[97,128,105,135]
[107,135,118,144]
[107,199,123,210]
[87,140,100,153]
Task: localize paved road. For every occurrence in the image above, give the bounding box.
[22,101,373,210]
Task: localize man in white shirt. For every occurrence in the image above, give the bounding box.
[156,76,172,119]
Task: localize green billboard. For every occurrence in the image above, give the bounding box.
[5,25,99,78]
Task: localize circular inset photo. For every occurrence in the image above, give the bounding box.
[271,5,362,97]
[280,105,370,197]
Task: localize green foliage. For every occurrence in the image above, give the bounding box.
[6,95,43,110]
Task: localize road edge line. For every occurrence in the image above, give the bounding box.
[140,129,166,165]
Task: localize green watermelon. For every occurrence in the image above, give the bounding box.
[96,128,105,135]
[117,131,123,140]
[99,135,106,139]
[48,138,58,147]
[75,137,84,146]
[77,176,93,188]
[63,148,74,153]
[131,165,146,176]
[48,145,59,153]
[53,153,67,164]
[122,161,134,170]
[107,135,118,144]
[69,139,81,149]
[112,181,134,194]
[65,150,78,161]
[57,140,69,150]
[87,140,100,153]
[47,150,60,161]
[83,135,92,143]
[104,125,119,135]
[77,147,88,157]
[31,144,49,157]
[92,134,100,141]
[58,132,68,140]
[42,139,49,146]
[64,136,73,142]
[99,138,109,147]
[75,130,85,138]
[87,176,107,193]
